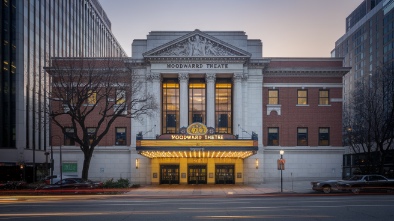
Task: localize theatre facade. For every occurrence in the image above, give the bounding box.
[50,30,350,184]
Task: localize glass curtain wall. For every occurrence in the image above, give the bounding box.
[0,0,17,147]
[162,79,180,134]
[215,80,232,134]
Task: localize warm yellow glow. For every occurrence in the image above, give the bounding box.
[163,83,179,88]
[255,159,259,169]
[215,83,231,89]
[139,150,255,159]
[189,83,205,88]
[135,158,139,169]
[140,140,255,147]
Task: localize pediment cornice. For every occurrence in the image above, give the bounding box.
[264,67,350,77]
[143,30,252,60]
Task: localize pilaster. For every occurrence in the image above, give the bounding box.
[178,72,189,128]
[233,72,243,136]
[206,73,216,128]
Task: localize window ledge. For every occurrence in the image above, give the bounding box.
[296,104,309,107]
[318,104,331,107]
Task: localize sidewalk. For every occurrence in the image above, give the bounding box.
[125,180,314,197]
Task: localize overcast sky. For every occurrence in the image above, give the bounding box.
[99,0,364,57]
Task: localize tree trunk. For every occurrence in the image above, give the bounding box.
[378,151,386,175]
[82,151,92,180]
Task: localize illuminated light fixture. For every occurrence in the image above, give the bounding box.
[255,159,259,169]
[136,158,139,169]
[137,150,257,159]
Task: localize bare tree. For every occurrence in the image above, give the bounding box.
[45,58,157,179]
[343,65,394,175]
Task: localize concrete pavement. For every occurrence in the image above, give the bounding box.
[126,180,315,197]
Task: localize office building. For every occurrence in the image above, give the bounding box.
[0,0,126,182]
[333,0,394,178]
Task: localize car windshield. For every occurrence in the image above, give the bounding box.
[348,175,363,181]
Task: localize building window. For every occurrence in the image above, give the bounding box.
[268,89,279,104]
[189,79,206,125]
[297,89,308,105]
[215,80,232,134]
[115,89,127,115]
[87,90,97,105]
[115,127,126,145]
[64,128,75,145]
[268,127,279,146]
[319,128,330,146]
[319,90,329,105]
[297,127,308,146]
[116,89,126,104]
[87,128,96,144]
[162,79,179,134]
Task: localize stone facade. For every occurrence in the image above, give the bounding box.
[50,30,350,184]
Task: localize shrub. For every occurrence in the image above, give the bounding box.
[103,178,130,188]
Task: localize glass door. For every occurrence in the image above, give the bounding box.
[215,165,234,184]
[188,165,207,184]
[160,165,179,184]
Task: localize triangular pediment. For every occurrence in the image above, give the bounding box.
[143,30,251,58]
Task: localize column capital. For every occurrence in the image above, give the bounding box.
[233,72,243,83]
[242,73,249,81]
[178,72,189,83]
[205,73,216,83]
[146,72,161,82]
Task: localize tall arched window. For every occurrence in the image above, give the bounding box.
[189,79,206,124]
[215,79,232,134]
[162,79,179,134]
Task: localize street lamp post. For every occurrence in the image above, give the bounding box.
[60,145,62,185]
[280,150,284,192]
[44,152,49,176]
[50,135,61,184]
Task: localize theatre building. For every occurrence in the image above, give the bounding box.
[49,30,350,184]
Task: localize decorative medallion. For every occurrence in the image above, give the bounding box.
[186,122,208,135]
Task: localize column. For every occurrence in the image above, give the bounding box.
[148,72,161,137]
[233,72,243,136]
[205,73,216,128]
[178,72,189,128]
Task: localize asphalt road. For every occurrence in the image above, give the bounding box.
[1,194,394,221]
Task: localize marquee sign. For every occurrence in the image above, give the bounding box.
[166,63,229,69]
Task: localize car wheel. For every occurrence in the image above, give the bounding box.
[351,187,360,194]
[322,186,331,194]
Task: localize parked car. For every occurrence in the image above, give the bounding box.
[68,178,103,188]
[0,181,27,190]
[42,174,78,184]
[336,174,394,194]
[311,179,344,194]
[36,178,94,190]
